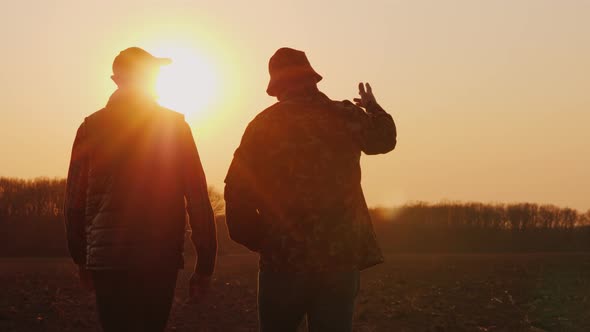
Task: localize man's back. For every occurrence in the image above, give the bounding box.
[225,91,396,272]
[226,47,396,332]
[64,47,217,332]
[82,100,187,268]
[66,89,216,272]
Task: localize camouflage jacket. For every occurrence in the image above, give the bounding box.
[224,90,396,272]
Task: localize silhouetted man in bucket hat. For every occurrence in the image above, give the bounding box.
[64,47,217,332]
[225,47,397,332]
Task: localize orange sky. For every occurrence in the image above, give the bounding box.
[0,0,589,211]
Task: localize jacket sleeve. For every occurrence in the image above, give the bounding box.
[181,122,217,276]
[224,123,266,252]
[64,122,89,266]
[355,101,397,155]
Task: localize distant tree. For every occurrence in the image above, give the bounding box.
[538,205,557,229]
[560,208,578,230]
[507,204,523,231]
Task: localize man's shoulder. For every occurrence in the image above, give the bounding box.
[338,99,361,109]
[333,99,366,115]
[253,102,282,121]
[84,108,107,122]
[156,106,186,123]
[247,96,363,131]
[85,105,185,120]
[80,108,109,132]
[242,102,280,134]
[251,96,344,121]
[82,106,187,136]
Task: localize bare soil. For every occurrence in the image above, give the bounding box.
[1,253,589,332]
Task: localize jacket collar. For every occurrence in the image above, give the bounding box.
[106,88,158,112]
[278,87,331,104]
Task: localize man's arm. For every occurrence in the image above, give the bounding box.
[224,123,266,252]
[353,82,397,155]
[181,122,217,276]
[64,123,89,266]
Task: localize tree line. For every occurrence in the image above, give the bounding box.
[370,202,590,253]
[0,177,226,218]
[371,202,589,231]
[0,177,66,217]
[0,177,589,256]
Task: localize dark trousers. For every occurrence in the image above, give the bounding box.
[91,268,178,332]
[258,270,360,332]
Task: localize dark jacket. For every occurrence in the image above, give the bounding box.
[64,90,217,274]
[224,90,396,272]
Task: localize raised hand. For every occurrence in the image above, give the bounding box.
[353,82,378,109]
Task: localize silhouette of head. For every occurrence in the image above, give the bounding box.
[111,47,171,94]
[266,47,322,97]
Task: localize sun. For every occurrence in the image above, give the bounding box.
[150,44,219,118]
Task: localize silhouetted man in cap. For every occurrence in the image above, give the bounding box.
[225,47,397,332]
[64,47,217,332]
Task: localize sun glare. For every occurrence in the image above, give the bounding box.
[151,44,219,118]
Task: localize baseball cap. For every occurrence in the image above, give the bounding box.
[112,47,172,79]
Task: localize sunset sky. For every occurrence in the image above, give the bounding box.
[0,0,588,211]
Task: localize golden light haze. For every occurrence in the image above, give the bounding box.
[0,0,588,211]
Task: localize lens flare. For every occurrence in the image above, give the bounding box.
[151,44,219,119]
